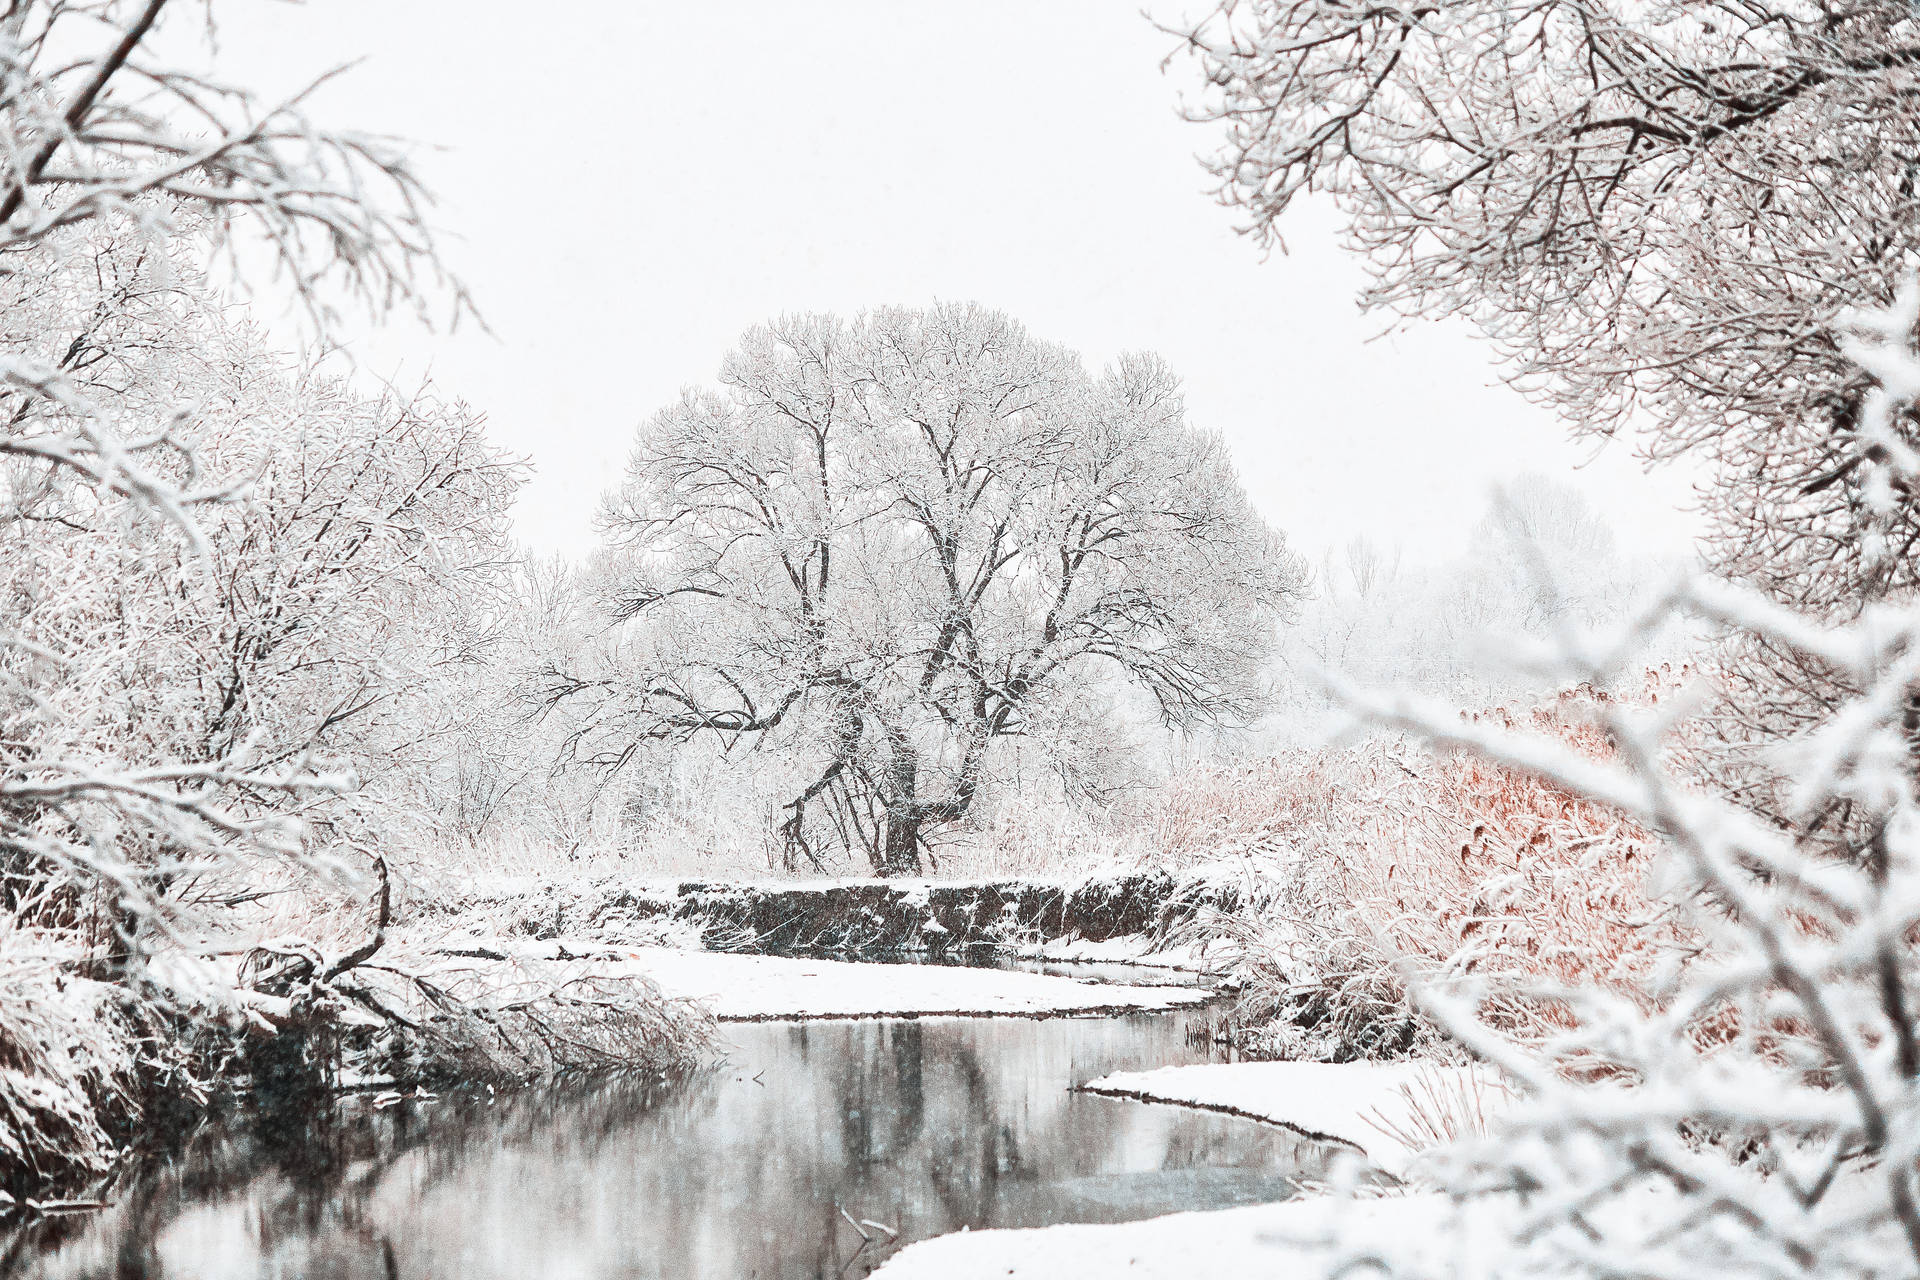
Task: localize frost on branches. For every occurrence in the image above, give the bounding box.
[1,0,461,964]
[543,306,1308,876]
[0,2,701,1197]
[1173,0,1920,696]
[1283,299,1920,1277]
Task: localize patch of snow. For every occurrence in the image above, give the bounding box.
[1021,936,1211,971]
[428,942,1211,1021]
[624,948,1209,1020]
[1078,1061,1509,1178]
[874,1192,1490,1279]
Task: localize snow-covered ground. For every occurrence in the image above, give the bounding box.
[874,1192,1478,1278]
[436,941,1211,1021]
[1079,1060,1508,1178]
[875,1182,1738,1279]
[1017,935,1212,970]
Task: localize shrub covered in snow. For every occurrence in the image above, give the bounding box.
[1264,293,1920,1275]
[1176,676,1687,1061]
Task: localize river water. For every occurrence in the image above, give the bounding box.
[8,1002,1336,1278]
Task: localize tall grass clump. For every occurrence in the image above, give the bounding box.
[1161,673,1692,1060]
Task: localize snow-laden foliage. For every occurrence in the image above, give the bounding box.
[546,306,1308,875]
[3,226,520,961]
[1173,0,1920,717]
[0,1,455,321]
[1280,299,1920,1276]
[0,0,482,1191]
[0,0,465,958]
[1170,676,1681,1064]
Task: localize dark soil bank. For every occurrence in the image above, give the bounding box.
[432,868,1267,959]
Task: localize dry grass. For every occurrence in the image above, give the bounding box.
[0,953,132,1195]
[1363,1062,1516,1154]
[0,929,234,1200]
[1155,672,1698,1059]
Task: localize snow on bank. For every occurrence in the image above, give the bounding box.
[874,1193,1478,1279]
[1078,1061,1508,1178]
[423,861,1279,960]
[451,942,1211,1021]
[1018,935,1212,970]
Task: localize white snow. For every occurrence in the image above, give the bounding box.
[442,942,1211,1021]
[874,1192,1481,1278]
[1078,1060,1509,1178]
[875,1182,1729,1279]
[622,948,1210,1020]
[1019,935,1211,970]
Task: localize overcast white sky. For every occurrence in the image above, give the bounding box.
[215,2,1702,563]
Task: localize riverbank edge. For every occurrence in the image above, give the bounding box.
[0,878,1225,1213]
[414,864,1273,962]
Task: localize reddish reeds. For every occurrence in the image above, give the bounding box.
[1155,673,1697,1058]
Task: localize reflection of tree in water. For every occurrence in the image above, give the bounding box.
[9,1008,1334,1280]
[921,1028,999,1228]
[835,1019,925,1168]
[1,1071,700,1280]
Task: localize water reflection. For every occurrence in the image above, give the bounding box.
[9,1007,1334,1279]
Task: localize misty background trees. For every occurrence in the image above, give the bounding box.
[1278,475,1690,726]
[0,0,1693,927]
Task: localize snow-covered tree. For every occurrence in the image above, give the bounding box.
[3,229,521,961]
[2,0,455,519]
[1267,292,1920,1280]
[547,305,1306,875]
[1172,0,1916,625]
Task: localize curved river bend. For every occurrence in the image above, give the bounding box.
[9,1001,1336,1278]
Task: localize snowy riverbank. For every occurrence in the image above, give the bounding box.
[873,1059,1509,1275]
[414,863,1274,963]
[873,1194,1473,1278]
[427,940,1213,1020]
[1079,1060,1507,1178]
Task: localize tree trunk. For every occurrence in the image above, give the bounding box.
[872,744,924,877]
[877,809,922,877]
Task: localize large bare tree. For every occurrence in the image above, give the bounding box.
[548,305,1304,875]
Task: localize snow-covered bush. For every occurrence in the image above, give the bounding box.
[1290,581,1919,1273]
[1164,678,1677,1062]
[1279,293,1920,1275]
[0,941,151,1195]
